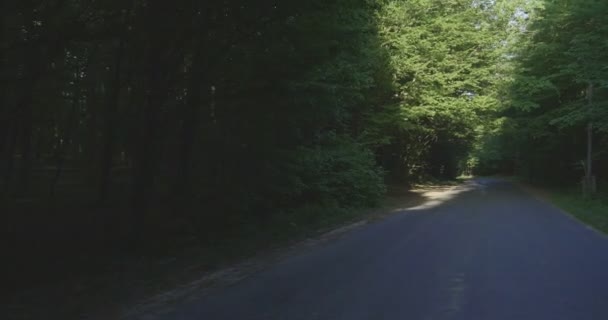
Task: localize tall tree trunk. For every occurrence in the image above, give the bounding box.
[173,2,212,198]
[129,0,175,244]
[2,124,18,194]
[131,76,165,243]
[0,83,9,193]
[584,83,596,194]
[50,67,81,198]
[174,50,210,197]
[17,91,34,195]
[99,36,126,205]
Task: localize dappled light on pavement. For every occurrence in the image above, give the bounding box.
[395,182,478,212]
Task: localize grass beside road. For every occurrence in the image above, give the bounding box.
[493,175,608,235]
[546,189,608,235]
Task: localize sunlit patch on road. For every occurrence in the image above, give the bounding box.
[399,182,478,211]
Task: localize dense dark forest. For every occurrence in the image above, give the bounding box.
[1,0,513,261]
[1,0,607,317]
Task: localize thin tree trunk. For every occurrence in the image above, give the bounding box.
[130,0,175,244]
[50,69,81,198]
[99,36,126,205]
[586,122,593,182]
[174,51,210,197]
[2,124,18,194]
[131,79,165,243]
[17,92,34,195]
[0,87,10,192]
[584,83,596,194]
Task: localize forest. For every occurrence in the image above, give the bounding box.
[2,0,607,317]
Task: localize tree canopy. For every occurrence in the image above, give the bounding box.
[4,2,605,310]
[474,0,608,186]
[1,0,521,236]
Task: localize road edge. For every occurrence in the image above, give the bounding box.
[513,180,608,240]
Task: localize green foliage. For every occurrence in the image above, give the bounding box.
[1,0,558,275]
[548,189,608,235]
[475,0,608,184]
[2,0,397,232]
[9,1,595,315]
[376,0,518,179]
[290,136,387,208]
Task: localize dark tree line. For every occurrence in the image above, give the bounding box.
[1,0,396,249]
[1,0,520,260]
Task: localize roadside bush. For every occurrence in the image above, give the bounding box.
[289,136,387,208]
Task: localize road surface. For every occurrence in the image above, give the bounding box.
[157,179,608,320]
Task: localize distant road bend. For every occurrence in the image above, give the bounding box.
[154,178,608,320]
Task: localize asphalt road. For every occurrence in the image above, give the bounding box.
[160,178,608,320]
